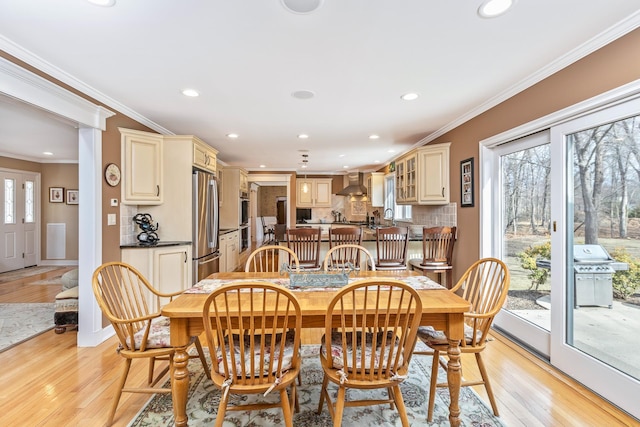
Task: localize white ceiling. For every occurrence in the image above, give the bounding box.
[1,1,640,172]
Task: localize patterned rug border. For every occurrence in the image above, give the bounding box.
[128,345,506,427]
[0,303,55,353]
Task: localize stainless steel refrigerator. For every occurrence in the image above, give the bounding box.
[192,169,220,283]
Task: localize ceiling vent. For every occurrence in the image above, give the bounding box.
[337,172,367,196]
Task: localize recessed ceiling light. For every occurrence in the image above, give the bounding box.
[401,93,419,101]
[339,154,345,158]
[226,133,239,139]
[291,90,315,100]
[388,149,396,153]
[88,0,116,6]
[478,0,515,18]
[259,164,266,168]
[343,165,349,169]
[301,164,308,168]
[374,160,380,163]
[369,134,380,140]
[298,134,309,139]
[182,89,199,97]
[281,0,324,14]
[43,151,53,156]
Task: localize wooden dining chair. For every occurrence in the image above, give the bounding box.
[371,226,409,270]
[202,281,302,427]
[329,226,363,247]
[323,243,376,272]
[408,226,457,288]
[261,216,275,243]
[286,227,322,270]
[316,278,423,427]
[245,245,300,273]
[92,262,210,426]
[414,257,510,421]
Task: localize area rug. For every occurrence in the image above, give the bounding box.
[27,275,63,286]
[0,266,59,284]
[0,303,55,353]
[128,347,506,427]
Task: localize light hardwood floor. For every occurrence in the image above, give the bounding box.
[0,267,638,426]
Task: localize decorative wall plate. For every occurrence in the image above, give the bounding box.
[105,163,121,186]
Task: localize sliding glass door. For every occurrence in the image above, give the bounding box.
[491,131,552,356]
[484,92,640,418]
[550,97,640,416]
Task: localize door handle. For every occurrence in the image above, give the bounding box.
[156,185,160,197]
[442,187,445,197]
[199,255,220,265]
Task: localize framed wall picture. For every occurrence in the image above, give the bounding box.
[460,158,474,207]
[49,187,64,203]
[66,189,79,205]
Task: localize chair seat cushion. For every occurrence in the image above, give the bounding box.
[320,330,403,370]
[55,287,79,313]
[127,316,172,350]
[216,330,296,377]
[408,259,450,269]
[417,324,483,346]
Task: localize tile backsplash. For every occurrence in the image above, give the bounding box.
[120,204,138,245]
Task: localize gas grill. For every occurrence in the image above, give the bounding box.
[573,244,615,308]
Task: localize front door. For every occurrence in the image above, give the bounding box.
[0,170,38,273]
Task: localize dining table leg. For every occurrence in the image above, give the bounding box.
[446,337,462,427]
[170,318,192,427]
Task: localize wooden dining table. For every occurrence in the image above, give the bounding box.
[161,270,470,427]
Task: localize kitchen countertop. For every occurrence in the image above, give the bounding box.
[120,240,191,249]
[220,228,239,235]
[295,223,423,241]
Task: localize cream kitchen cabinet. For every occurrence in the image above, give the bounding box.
[296,178,332,207]
[220,167,249,229]
[395,143,450,205]
[219,230,239,272]
[192,137,218,174]
[121,243,191,311]
[416,142,450,204]
[395,152,417,204]
[367,172,385,207]
[120,128,163,205]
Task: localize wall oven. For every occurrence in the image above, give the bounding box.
[240,198,249,226]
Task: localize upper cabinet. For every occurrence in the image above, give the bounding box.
[417,143,450,204]
[367,172,384,207]
[296,178,332,207]
[120,128,163,205]
[192,138,218,174]
[396,142,450,205]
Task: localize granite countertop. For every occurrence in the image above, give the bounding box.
[120,240,191,249]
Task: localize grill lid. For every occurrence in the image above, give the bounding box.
[574,244,612,263]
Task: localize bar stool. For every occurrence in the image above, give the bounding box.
[408,226,456,288]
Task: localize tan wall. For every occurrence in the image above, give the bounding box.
[426,28,640,281]
[258,186,287,217]
[40,163,79,260]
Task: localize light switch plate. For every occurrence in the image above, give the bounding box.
[107,213,117,226]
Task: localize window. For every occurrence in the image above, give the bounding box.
[4,178,15,224]
[383,173,411,222]
[25,180,34,223]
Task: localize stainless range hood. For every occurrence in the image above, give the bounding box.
[337,172,368,196]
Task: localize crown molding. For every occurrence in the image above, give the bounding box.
[0,34,173,135]
[413,10,640,148]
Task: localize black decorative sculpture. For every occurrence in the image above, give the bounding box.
[133,213,159,245]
